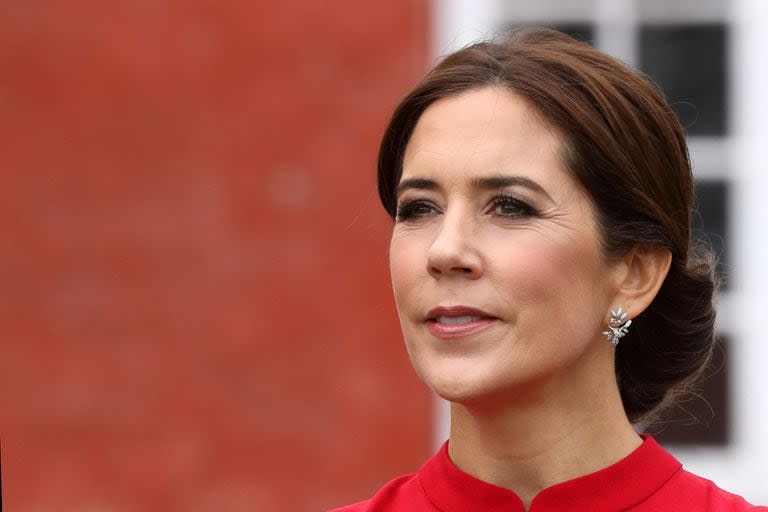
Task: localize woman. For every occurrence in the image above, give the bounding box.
[331,28,766,511]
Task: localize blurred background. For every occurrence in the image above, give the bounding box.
[0,0,765,510]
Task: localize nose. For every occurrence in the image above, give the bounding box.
[427,212,482,279]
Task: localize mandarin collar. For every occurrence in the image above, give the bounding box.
[418,435,681,512]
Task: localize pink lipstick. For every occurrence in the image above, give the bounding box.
[425,306,499,339]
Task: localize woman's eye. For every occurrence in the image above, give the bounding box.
[395,200,438,222]
[489,195,536,218]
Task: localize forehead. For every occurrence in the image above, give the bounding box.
[401,87,568,189]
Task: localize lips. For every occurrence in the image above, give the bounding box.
[425,306,499,339]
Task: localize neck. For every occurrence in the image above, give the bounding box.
[447,351,641,510]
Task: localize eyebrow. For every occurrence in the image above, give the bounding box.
[396,175,554,203]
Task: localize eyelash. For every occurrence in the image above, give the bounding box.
[395,194,537,222]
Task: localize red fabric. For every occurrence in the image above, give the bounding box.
[330,435,767,511]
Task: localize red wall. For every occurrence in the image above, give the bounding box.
[0,2,431,510]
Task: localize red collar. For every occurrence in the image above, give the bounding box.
[417,435,682,512]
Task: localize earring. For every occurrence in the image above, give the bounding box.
[603,307,631,346]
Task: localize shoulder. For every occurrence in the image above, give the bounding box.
[327,471,432,512]
[641,467,767,511]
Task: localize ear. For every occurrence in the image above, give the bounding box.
[611,245,672,318]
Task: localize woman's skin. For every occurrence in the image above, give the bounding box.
[388,87,671,510]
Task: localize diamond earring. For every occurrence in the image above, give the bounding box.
[603,307,632,346]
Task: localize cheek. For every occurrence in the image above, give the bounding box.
[492,235,605,322]
[388,235,426,309]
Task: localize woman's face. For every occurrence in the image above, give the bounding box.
[389,87,622,406]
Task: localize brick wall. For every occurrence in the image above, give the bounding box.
[0,1,431,509]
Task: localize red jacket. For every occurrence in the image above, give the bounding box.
[330,436,766,511]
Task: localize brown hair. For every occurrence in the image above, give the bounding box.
[377,27,717,424]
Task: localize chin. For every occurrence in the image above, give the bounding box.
[430,380,478,404]
[422,366,503,405]
[418,357,551,409]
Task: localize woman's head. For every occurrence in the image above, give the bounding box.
[380,28,716,423]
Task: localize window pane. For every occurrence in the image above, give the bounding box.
[639,24,728,135]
